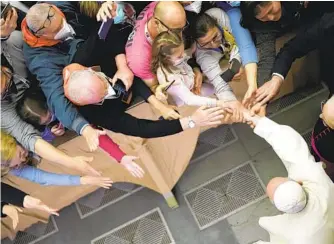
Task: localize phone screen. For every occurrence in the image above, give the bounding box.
[98,18,114,40]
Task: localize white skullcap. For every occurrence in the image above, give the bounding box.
[273,180,307,214]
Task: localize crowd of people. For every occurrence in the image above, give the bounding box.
[1,1,333,243]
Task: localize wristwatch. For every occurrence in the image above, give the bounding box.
[188,116,196,129]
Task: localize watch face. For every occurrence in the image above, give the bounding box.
[189,120,196,128]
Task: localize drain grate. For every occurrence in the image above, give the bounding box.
[191,125,238,164]
[91,208,175,244]
[2,216,58,244]
[75,185,143,219]
[267,83,326,118]
[184,162,266,230]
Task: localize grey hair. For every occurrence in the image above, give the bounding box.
[66,70,98,103]
[68,69,96,83]
[26,3,51,32]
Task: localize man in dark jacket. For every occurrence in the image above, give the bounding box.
[240,1,334,89]
[254,12,334,106]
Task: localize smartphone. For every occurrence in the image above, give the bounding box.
[98,18,114,40]
[230,58,241,74]
[1,3,11,19]
[113,79,127,94]
[113,79,132,104]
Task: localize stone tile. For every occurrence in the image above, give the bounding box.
[251,148,288,186]
[165,198,239,244]
[232,123,270,158]
[227,198,280,244]
[177,141,250,193]
[271,92,324,134]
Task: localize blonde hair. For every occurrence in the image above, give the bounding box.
[151,31,184,79]
[79,1,102,18]
[0,130,17,176]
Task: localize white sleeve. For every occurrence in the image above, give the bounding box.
[254,117,315,172]
[167,81,218,107]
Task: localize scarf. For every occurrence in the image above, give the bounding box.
[21,5,65,48]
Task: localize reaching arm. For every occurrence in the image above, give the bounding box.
[196,50,237,101]
[168,81,218,107]
[99,134,125,162]
[27,57,89,135]
[226,8,258,66]
[255,32,276,85]
[1,103,40,152]
[272,12,334,79]
[10,165,81,186]
[1,183,27,217]
[253,116,315,171]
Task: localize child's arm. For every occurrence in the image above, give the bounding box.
[98,133,145,178]
[98,134,125,162]
[168,81,218,107]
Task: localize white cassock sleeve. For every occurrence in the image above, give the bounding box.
[253,117,316,173]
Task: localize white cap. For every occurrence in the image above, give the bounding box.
[273,180,307,214]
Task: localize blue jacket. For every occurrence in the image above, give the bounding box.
[23,1,97,134]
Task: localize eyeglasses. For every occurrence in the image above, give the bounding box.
[197,30,222,48]
[29,5,56,35]
[155,17,189,34]
[1,68,14,100]
[89,71,116,105]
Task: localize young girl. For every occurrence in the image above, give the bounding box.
[1,130,113,188]
[151,31,226,108]
[16,88,144,179]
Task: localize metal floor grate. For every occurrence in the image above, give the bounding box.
[75,185,143,219]
[267,83,326,118]
[2,216,58,244]
[184,162,267,230]
[191,125,238,164]
[91,208,175,244]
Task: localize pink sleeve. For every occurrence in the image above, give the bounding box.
[126,44,155,80]
[168,81,217,107]
[99,135,125,162]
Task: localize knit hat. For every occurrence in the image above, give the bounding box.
[63,63,106,106]
[273,180,307,214]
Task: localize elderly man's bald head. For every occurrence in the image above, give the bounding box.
[321,95,334,129]
[154,1,186,30]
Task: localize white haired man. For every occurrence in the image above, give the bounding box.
[243,112,334,244]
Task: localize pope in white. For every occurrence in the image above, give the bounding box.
[243,113,334,244]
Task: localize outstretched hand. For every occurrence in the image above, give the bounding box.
[23,195,59,216]
[82,125,107,151]
[2,205,22,229]
[120,156,145,178]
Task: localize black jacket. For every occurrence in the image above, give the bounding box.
[272,12,334,84]
[1,183,27,217]
[244,1,334,34]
